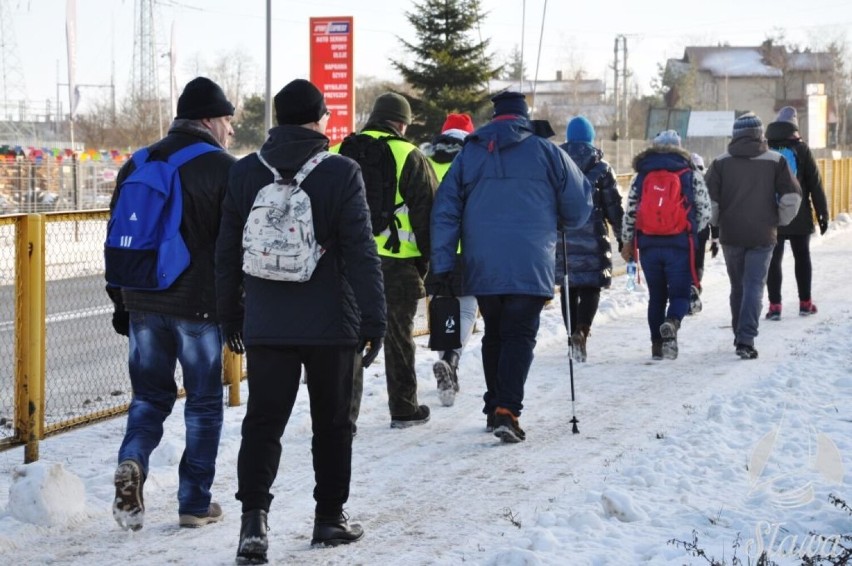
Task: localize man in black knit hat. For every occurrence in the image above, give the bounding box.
[107,76,235,531]
[216,78,386,562]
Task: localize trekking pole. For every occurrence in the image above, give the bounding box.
[561,233,580,434]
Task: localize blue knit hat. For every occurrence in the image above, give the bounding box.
[732,112,763,139]
[653,129,681,147]
[491,91,529,118]
[566,116,595,144]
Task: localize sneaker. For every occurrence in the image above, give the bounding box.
[236,509,269,565]
[688,285,703,315]
[651,339,663,361]
[492,407,526,443]
[799,300,818,316]
[113,460,144,531]
[485,411,495,433]
[432,360,456,407]
[570,325,589,362]
[179,502,224,528]
[659,318,680,360]
[311,511,364,547]
[766,303,782,321]
[390,405,430,429]
[736,343,759,360]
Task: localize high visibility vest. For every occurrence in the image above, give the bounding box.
[332,130,420,258]
[427,157,452,182]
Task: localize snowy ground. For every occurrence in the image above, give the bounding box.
[1,217,850,565]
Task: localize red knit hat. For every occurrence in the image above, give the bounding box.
[441,113,475,134]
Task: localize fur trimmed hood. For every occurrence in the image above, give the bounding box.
[632,144,692,171]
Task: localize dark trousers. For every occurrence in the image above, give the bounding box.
[236,344,356,516]
[477,295,547,418]
[767,234,813,304]
[695,226,710,281]
[381,259,423,417]
[722,244,774,347]
[639,246,691,340]
[559,285,601,333]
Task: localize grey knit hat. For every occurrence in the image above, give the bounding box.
[732,112,764,139]
[368,93,412,125]
[775,106,799,130]
[653,129,681,147]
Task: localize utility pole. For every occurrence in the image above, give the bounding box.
[612,35,631,139]
[613,36,620,139]
[622,36,629,138]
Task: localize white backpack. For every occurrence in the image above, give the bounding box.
[242,150,332,282]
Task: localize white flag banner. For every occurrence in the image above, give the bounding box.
[65,0,79,118]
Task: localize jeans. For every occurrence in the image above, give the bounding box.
[236,345,356,516]
[477,295,547,417]
[118,312,224,515]
[639,246,691,340]
[767,234,813,304]
[722,244,774,346]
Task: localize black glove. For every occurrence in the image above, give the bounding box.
[221,321,245,354]
[112,310,129,337]
[359,337,383,368]
[426,271,454,297]
[818,215,829,236]
[710,238,720,259]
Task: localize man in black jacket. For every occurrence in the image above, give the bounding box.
[107,77,236,531]
[216,79,386,562]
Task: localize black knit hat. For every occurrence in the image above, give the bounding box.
[274,79,328,126]
[491,91,529,118]
[175,77,235,120]
[732,112,764,139]
[367,93,412,125]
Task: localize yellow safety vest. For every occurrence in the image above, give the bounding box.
[332,130,420,258]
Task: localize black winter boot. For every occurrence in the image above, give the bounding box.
[236,509,269,565]
[311,511,364,547]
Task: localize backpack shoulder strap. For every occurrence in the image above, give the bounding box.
[293,151,333,186]
[130,147,150,169]
[255,151,282,181]
[167,142,221,168]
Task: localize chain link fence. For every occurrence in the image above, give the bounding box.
[0,217,16,442]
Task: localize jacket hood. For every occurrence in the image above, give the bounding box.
[765,121,800,143]
[560,141,601,172]
[632,144,692,172]
[168,118,227,149]
[426,133,465,164]
[467,115,534,151]
[259,125,329,171]
[727,135,769,158]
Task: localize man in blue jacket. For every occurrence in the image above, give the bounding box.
[430,91,593,443]
[215,79,386,561]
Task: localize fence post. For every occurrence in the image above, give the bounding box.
[15,214,46,463]
[223,349,242,407]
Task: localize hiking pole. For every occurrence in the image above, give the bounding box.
[561,233,580,434]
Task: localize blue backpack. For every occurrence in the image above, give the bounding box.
[775,146,798,177]
[104,142,221,290]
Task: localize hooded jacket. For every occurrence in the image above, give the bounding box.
[621,144,711,251]
[555,141,624,288]
[431,115,593,297]
[765,121,828,236]
[704,135,802,248]
[107,119,236,321]
[215,125,386,346]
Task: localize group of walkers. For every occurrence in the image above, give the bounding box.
[104,75,828,564]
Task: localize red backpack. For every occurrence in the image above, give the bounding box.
[635,168,691,236]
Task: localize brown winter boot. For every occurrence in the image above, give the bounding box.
[571,324,591,362]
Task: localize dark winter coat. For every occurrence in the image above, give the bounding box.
[555,142,624,288]
[765,121,829,236]
[622,145,711,252]
[215,125,386,346]
[106,119,236,321]
[705,136,802,248]
[431,115,593,298]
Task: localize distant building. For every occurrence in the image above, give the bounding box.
[664,45,837,143]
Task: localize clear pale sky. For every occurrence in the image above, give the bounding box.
[5,0,850,113]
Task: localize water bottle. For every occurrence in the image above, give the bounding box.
[626,260,637,291]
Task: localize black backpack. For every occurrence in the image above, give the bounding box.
[338,132,405,252]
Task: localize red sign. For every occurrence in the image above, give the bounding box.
[310,17,354,146]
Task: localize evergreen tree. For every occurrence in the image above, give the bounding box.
[232,94,266,151]
[391,0,499,141]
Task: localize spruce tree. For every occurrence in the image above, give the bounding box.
[392,0,499,141]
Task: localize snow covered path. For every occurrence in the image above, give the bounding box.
[1,217,850,565]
